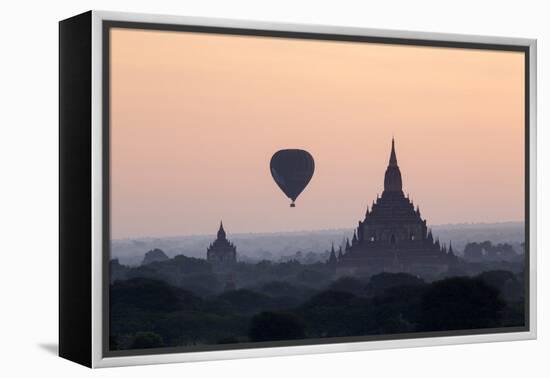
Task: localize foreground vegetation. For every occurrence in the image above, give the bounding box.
[109,260,525,350]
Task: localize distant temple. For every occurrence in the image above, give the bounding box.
[336,138,457,276]
[207,221,237,268]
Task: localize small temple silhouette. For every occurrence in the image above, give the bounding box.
[207,221,237,268]
[335,138,457,275]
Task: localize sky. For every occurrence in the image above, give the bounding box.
[109,27,525,239]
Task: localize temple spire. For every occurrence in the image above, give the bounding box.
[389,137,398,167]
[217,221,226,239]
[384,138,403,192]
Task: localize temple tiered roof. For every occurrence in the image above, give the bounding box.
[336,139,457,275]
[207,221,237,267]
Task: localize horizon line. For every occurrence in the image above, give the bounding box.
[111,219,525,241]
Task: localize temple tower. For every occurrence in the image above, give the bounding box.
[207,221,237,267]
[338,138,455,277]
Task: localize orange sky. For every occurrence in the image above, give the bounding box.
[109,27,525,239]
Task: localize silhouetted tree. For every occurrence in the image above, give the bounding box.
[476,270,523,301]
[418,277,504,331]
[215,289,274,314]
[249,312,305,342]
[258,281,306,298]
[372,284,427,334]
[299,290,372,337]
[366,272,425,296]
[297,268,328,285]
[328,277,366,297]
[141,248,169,266]
[110,258,130,283]
[303,290,357,308]
[110,278,201,313]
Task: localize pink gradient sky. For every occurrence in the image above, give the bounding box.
[109,28,525,239]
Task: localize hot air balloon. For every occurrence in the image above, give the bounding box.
[270,149,315,207]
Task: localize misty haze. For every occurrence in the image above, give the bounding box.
[112,222,524,266]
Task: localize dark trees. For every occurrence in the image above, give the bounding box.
[365,272,425,296]
[249,312,306,342]
[418,277,504,331]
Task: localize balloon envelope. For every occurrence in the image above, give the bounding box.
[270,149,315,207]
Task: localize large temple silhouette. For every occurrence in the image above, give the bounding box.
[336,138,457,276]
[207,221,237,268]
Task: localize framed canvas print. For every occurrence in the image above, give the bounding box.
[59,10,537,368]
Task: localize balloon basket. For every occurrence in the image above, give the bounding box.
[290,203,296,208]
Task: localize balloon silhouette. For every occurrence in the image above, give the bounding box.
[270,149,315,207]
